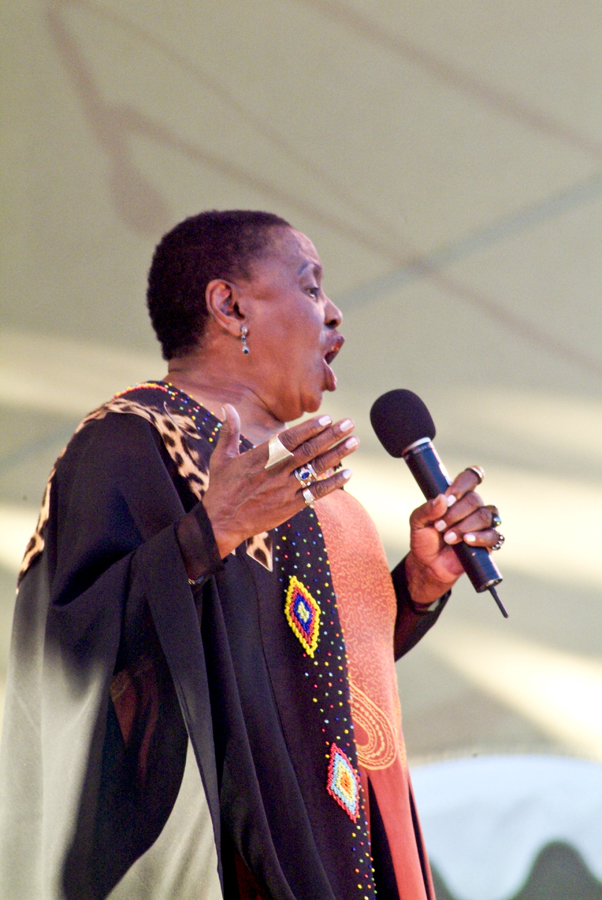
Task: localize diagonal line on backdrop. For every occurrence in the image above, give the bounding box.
[66,0,410,262]
[426,266,602,379]
[340,252,602,380]
[417,170,602,271]
[337,172,602,379]
[46,0,601,379]
[47,0,410,264]
[303,0,602,161]
[342,168,602,306]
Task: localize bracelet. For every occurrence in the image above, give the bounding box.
[408,590,452,615]
[188,574,206,587]
[408,596,441,615]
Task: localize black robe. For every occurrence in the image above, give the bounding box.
[0,382,445,900]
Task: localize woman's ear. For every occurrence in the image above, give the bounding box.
[205,279,245,337]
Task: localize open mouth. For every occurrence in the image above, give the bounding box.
[323,337,344,391]
[324,335,344,366]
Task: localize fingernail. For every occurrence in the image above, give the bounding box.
[341,468,353,480]
[446,495,456,507]
[318,415,332,427]
[464,533,476,543]
[434,519,447,532]
[444,531,457,544]
[221,406,226,420]
[344,436,359,450]
[339,419,354,432]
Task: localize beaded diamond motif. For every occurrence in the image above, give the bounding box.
[274,516,376,898]
[327,743,361,822]
[284,576,321,657]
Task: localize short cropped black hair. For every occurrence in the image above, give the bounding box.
[147,209,291,360]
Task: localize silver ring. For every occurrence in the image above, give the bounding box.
[302,487,314,506]
[491,534,505,551]
[294,463,318,486]
[468,465,485,484]
[265,434,294,469]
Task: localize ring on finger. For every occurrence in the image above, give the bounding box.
[467,464,485,484]
[486,504,501,528]
[302,487,315,507]
[265,434,294,469]
[491,533,505,551]
[294,462,318,486]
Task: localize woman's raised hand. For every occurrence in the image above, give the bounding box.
[202,404,359,558]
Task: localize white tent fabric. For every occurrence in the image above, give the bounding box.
[411,754,602,900]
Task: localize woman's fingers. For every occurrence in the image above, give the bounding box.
[205,413,359,555]
[432,464,496,541]
[276,414,334,452]
[294,467,353,508]
[273,416,355,465]
[439,510,498,545]
[462,528,503,549]
[409,494,449,531]
[434,493,487,535]
[208,404,242,476]
[444,466,484,504]
[217,403,242,457]
[430,473,503,551]
[410,461,503,551]
[308,435,360,475]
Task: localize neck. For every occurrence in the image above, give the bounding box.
[165,354,285,445]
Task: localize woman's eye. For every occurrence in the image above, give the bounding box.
[306,286,320,298]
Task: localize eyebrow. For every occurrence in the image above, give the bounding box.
[298,260,322,278]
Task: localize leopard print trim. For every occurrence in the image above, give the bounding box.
[18,391,273,583]
[246,532,273,572]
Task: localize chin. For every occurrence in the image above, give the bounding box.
[301,388,324,416]
[282,379,324,421]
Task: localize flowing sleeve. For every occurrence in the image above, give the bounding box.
[0,412,223,900]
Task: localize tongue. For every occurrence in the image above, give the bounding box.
[324,360,337,391]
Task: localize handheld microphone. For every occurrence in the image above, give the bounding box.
[370,389,507,618]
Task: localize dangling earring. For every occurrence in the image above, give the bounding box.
[240,325,250,354]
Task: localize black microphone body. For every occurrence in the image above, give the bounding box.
[370,389,507,617]
[403,438,502,594]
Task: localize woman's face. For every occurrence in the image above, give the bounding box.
[238,227,344,423]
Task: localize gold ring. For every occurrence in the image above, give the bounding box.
[265,434,294,469]
[467,465,485,484]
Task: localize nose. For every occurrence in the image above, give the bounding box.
[324,295,343,329]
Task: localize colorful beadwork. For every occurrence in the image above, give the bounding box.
[272,514,376,897]
[327,743,361,822]
[113,381,224,445]
[284,575,321,657]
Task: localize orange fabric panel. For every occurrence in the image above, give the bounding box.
[316,490,432,900]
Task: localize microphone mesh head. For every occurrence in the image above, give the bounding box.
[370,389,436,457]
